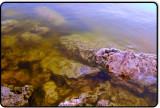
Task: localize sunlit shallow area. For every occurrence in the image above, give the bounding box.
[1,3,157,107]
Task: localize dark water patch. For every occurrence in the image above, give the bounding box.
[18,61,34,69]
[111,79,144,97]
[29,86,45,106]
[84,70,111,82]
[142,86,157,106]
[50,72,69,87]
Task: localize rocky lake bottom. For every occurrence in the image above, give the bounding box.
[1,18,157,107]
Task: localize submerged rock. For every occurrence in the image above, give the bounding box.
[97,99,110,106]
[41,57,100,78]
[59,34,122,65]
[95,48,157,87]
[4,48,45,62]
[115,87,148,106]
[94,81,111,95]
[2,19,19,33]
[60,33,157,94]
[1,71,30,86]
[83,95,98,105]
[30,24,49,35]
[1,85,33,106]
[42,81,58,105]
[58,99,83,106]
[59,93,112,106]
[21,32,42,42]
[1,35,18,48]
[30,71,53,89]
[1,58,8,70]
[60,34,157,87]
[110,78,144,95]
[58,93,86,106]
[96,84,148,106]
[58,77,148,107]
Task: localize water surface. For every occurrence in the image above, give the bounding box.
[2,3,157,54]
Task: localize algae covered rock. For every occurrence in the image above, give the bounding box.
[1,70,30,86]
[30,24,49,35]
[93,81,148,106]
[4,48,45,62]
[1,35,18,48]
[2,19,19,33]
[110,77,144,95]
[59,82,148,106]
[30,71,53,89]
[59,93,104,106]
[115,87,148,106]
[1,85,33,106]
[94,81,111,95]
[83,95,98,105]
[59,34,122,64]
[1,58,8,70]
[42,81,58,105]
[41,57,100,78]
[21,32,42,42]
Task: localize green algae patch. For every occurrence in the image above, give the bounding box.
[59,33,128,65]
[1,35,18,48]
[42,81,59,105]
[3,48,45,62]
[29,23,49,35]
[21,32,42,42]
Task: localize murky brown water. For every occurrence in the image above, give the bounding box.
[1,3,157,106]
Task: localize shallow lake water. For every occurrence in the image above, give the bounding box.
[1,3,157,106]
